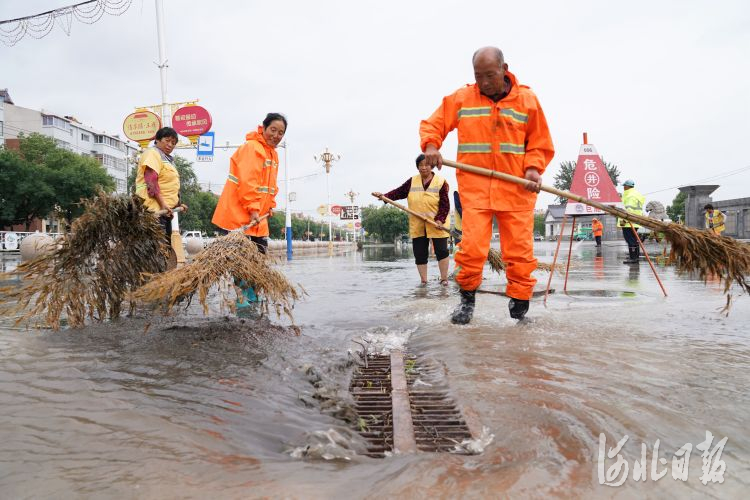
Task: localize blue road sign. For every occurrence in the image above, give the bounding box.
[197,131,215,157]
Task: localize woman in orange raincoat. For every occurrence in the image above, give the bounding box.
[212,113,287,307]
[212,113,287,252]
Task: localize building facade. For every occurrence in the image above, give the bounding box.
[2,97,137,194]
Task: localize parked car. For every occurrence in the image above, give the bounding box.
[533,232,544,241]
[574,227,593,241]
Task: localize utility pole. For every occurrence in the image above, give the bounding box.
[314,147,341,256]
[345,188,359,244]
[154,0,170,126]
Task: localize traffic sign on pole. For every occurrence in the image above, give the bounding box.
[196,131,214,162]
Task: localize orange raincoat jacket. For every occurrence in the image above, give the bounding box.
[420,71,554,299]
[592,219,603,237]
[212,127,279,237]
[420,71,554,211]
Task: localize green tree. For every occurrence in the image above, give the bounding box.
[552,159,621,204]
[0,149,56,229]
[14,133,114,226]
[268,211,285,238]
[534,212,545,236]
[666,191,687,223]
[361,204,408,242]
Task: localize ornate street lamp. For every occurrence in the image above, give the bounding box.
[314,147,341,255]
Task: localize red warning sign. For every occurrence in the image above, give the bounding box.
[565,143,623,215]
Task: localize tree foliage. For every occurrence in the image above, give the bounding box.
[552,159,621,204]
[666,191,687,223]
[534,212,546,236]
[361,204,409,242]
[1,134,114,229]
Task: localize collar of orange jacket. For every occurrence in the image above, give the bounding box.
[246,126,272,148]
[473,70,520,101]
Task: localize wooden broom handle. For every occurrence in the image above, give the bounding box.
[371,193,450,235]
[441,159,617,214]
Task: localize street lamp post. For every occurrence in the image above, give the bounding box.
[345,188,359,244]
[314,147,341,256]
[279,141,292,261]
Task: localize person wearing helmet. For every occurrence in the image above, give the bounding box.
[617,179,645,264]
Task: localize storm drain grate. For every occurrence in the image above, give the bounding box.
[349,354,394,458]
[349,352,475,457]
[404,354,474,454]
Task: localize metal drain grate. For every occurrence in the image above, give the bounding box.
[404,354,474,454]
[349,352,475,457]
[349,354,393,458]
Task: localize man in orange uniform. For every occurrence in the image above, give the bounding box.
[421,47,554,323]
[592,217,604,247]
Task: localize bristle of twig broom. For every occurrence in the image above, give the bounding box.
[131,230,303,321]
[0,193,171,329]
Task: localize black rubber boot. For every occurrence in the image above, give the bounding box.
[508,298,529,320]
[451,289,476,325]
[623,247,636,264]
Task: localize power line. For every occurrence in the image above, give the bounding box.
[0,0,133,46]
[644,165,750,195]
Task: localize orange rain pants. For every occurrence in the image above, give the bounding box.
[455,209,537,299]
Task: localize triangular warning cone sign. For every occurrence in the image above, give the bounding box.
[564,142,623,215]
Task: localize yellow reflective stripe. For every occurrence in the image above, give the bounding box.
[256,187,269,193]
[458,107,491,119]
[458,142,492,153]
[499,143,525,154]
[269,187,277,194]
[227,174,239,184]
[264,159,272,167]
[499,108,528,123]
[425,187,441,193]
[135,182,147,190]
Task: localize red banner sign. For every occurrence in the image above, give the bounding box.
[331,205,343,216]
[172,105,212,137]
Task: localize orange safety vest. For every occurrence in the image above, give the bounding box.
[212,127,279,237]
[420,71,554,212]
[592,220,603,237]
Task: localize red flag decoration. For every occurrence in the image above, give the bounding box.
[564,143,622,215]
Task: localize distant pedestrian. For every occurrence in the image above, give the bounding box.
[617,179,645,264]
[592,217,603,247]
[704,204,726,235]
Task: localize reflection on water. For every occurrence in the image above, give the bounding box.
[1,241,749,497]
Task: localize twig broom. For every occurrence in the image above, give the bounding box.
[0,193,171,329]
[442,159,750,295]
[130,214,302,320]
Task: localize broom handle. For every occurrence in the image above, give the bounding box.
[371,193,450,235]
[155,206,185,217]
[442,159,632,221]
[237,213,270,232]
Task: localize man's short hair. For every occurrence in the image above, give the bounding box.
[704,204,714,210]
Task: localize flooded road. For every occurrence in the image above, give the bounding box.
[1,240,749,498]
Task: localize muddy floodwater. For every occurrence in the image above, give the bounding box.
[1,240,749,499]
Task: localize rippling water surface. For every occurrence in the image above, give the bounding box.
[1,241,749,498]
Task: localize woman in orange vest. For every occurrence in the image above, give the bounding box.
[592,217,603,247]
[135,126,187,245]
[374,154,451,286]
[212,113,286,308]
[212,113,286,252]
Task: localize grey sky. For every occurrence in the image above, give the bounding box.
[2,0,749,219]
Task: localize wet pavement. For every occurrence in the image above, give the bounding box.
[1,239,749,498]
